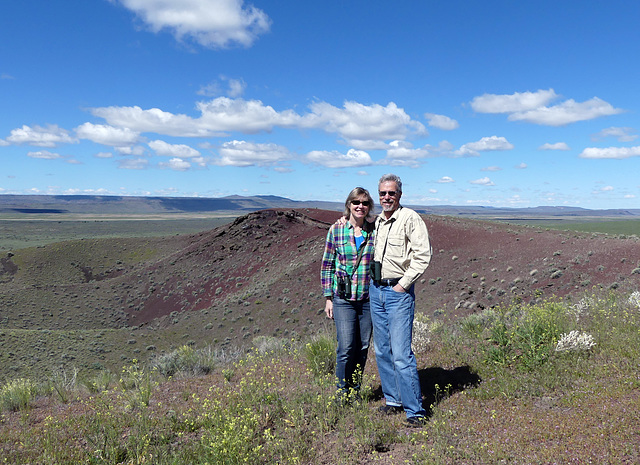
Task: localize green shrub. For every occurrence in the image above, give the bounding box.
[0,378,37,412]
[303,333,336,377]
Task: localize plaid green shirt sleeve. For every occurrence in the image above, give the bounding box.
[321,222,375,301]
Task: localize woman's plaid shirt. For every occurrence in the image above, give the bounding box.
[321,222,375,301]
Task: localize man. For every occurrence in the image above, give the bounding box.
[370,173,432,427]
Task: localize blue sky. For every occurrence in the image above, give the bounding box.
[2,1,640,209]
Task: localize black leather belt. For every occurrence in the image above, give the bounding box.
[376,278,400,286]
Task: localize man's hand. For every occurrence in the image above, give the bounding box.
[392,283,406,293]
[324,298,334,319]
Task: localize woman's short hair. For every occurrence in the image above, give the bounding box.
[343,187,375,220]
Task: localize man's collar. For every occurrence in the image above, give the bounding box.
[379,205,402,222]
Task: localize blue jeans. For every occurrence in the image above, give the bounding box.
[370,282,426,418]
[333,296,372,393]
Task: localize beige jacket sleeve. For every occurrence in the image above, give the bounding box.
[398,209,432,290]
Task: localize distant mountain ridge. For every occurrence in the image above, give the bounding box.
[1,194,639,218]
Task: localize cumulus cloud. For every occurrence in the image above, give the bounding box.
[116,145,147,156]
[113,0,271,49]
[75,122,142,147]
[539,142,570,151]
[425,113,459,130]
[592,126,638,142]
[470,177,495,186]
[7,124,76,147]
[306,148,373,168]
[216,140,292,167]
[515,162,528,169]
[455,136,514,157]
[89,98,426,150]
[159,157,192,171]
[471,89,623,126]
[579,146,640,159]
[471,89,558,113]
[27,150,62,160]
[508,97,623,126]
[437,176,455,183]
[386,140,431,162]
[149,140,201,158]
[92,97,300,137]
[302,101,427,147]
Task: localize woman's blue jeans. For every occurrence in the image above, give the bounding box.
[332,296,372,393]
[370,282,426,418]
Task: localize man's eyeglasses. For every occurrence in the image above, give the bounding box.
[379,191,398,197]
[351,200,371,206]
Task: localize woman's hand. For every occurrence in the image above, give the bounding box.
[324,298,334,319]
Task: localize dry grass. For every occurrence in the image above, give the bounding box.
[1,288,639,464]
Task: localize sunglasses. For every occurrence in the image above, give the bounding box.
[379,191,398,197]
[351,200,371,206]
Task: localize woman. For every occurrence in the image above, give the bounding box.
[320,187,376,399]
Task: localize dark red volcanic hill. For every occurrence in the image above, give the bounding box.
[2,209,639,335]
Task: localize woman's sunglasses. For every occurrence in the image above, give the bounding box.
[351,200,371,206]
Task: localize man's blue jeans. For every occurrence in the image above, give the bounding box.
[370,282,426,418]
[333,296,372,393]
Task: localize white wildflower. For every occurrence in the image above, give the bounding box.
[412,319,431,353]
[568,297,593,321]
[555,331,596,352]
[628,291,640,309]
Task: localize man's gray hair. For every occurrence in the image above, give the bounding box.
[378,173,402,193]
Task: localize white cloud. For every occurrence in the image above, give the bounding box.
[0,138,8,146]
[197,76,246,98]
[160,157,192,171]
[539,142,570,151]
[76,123,142,147]
[592,126,638,142]
[7,124,76,147]
[216,140,292,167]
[113,0,271,49]
[471,89,558,113]
[149,140,201,158]
[425,113,459,130]
[515,162,528,169]
[92,97,301,137]
[508,97,623,126]
[456,136,514,157]
[386,140,430,161]
[303,101,427,147]
[95,152,114,159]
[437,176,455,183]
[27,150,62,160]
[481,166,502,172]
[116,145,147,156]
[306,148,373,168]
[471,89,623,126]
[470,177,495,186]
[90,98,427,150]
[579,146,640,159]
